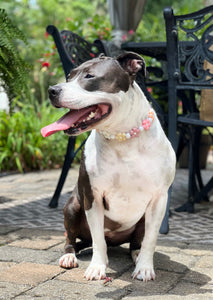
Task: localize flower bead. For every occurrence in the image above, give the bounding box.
[116,133,126,142]
[142,119,151,130]
[130,127,140,137]
[148,110,154,121]
[125,132,131,139]
[98,109,154,141]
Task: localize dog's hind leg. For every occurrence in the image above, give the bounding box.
[59,187,90,269]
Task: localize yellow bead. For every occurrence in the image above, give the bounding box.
[116,133,126,142]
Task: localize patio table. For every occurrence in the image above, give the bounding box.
[121,41,167,61]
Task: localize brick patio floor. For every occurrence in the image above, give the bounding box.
[0,166,212,299]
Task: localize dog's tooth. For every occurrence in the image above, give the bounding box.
[89,112,95,118]
[87,111,97,121]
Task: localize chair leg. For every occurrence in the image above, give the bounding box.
[187,126,197,208]
[176,129,187,162]
[49,137,76,208]
[194,177,213,203]
[175,126,196,213]
[194,128,209,202]
[159,186,172,234]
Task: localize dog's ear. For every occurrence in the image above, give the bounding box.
[116,52,146,78]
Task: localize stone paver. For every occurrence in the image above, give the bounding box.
[0,262,63,286]
[15,279,127,300]
[0,167,212,299]
[0,245,60,264]
[0,282,31,300]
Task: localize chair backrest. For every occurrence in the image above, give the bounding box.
[46,25,104,79]
[164,6,213,90]
[164,6,213,150]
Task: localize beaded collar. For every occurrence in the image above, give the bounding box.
[98,109,155,142]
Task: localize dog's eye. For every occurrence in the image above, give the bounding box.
[85,74,94,79]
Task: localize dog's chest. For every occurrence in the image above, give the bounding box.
[84,134,159,227]
[99,159,152,226]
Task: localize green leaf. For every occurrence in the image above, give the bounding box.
[16,137,23,153]
[0,150,10,166]
[15,156,23,173]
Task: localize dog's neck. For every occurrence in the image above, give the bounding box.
[97,108,155,142]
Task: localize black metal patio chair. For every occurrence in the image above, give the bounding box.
[46,25,105,208]
[164,6,213,213]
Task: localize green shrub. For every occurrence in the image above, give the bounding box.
[0,9,31,108]
[0,101,86,173]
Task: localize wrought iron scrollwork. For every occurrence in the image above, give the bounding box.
[60,30,101,67]
[177,11,213,86]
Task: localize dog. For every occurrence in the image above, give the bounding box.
[41,52,176,282]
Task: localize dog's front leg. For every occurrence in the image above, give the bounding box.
[84,200,108,280]
[132,192,167,282]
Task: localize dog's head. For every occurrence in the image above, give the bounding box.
[41,52,146,137]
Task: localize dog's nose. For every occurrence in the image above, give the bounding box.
[48,86,62,103]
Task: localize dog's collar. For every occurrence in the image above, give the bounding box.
[98,109,155,142]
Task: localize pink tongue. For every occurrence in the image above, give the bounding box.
[41,107,94,137]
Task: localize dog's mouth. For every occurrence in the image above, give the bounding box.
[41,103,112,137]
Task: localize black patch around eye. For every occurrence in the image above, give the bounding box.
[84,78,101,91]
[85,74,94,79]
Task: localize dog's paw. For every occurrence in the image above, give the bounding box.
[84,263,106,280]
[59,253,78,269]
[132,265,156,282]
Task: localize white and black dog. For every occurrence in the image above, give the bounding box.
[41,52,176,282]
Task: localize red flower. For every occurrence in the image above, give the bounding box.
[42,62,50,68]
[90,53,95,58]
[128,29,134,35]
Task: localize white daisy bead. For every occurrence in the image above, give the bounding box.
[126,133,131,139]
